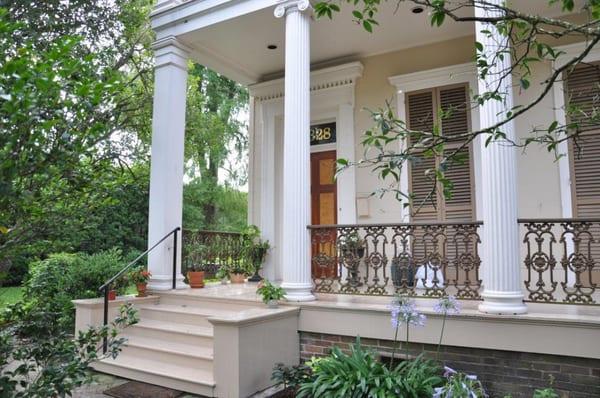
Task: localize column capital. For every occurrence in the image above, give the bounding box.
[152,36,191,71]
[274,0,311,18]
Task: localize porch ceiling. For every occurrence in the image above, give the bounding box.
[175,0,576,85]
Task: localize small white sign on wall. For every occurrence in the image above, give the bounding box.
[357,197,370,218]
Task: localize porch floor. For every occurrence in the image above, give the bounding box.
[164,282,600,326]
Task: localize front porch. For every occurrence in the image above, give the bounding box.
[75,283,600,397]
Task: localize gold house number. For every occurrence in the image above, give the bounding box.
[310,122,336,145]
[311,127,332,142]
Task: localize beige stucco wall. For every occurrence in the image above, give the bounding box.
[351,35,565,223]
[251,36,578,281]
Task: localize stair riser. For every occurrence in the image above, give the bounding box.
[120,345,213,373]
[123,326,213,349]
[140,308,212,327]
[92,361,216,397]
[159,294,260,311]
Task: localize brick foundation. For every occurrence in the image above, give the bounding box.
[299,332,600,398]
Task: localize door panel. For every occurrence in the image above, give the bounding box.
[311,150,337,279]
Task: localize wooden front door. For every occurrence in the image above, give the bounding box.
[310,150,337,278]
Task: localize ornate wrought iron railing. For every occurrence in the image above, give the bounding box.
[182,229,244,277]
[519,218,600,305]
[308,222,483,298]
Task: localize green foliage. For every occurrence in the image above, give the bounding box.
[183,178,248,231]
[0,0,154,269]
[533,376,559,398]
[256,280,286,304]
[0,287,22,311]
[12,250,130,329]
[533,387,559,398]
[434,368,487,398]
[0,303,138,398]
[184,64,249,228]
[313,0,600,210]
[272,362,313,391]
[297,337,441,398]
[241,225,270,273]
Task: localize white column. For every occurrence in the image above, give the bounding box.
[147,37,190,290]
[475,1,526,314]
[275,0,315,301]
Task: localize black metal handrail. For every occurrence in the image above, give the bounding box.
[99,226,180,353]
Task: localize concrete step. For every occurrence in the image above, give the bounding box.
[118,343,213,372]
[124,319,214,349]
[94,352,216,397]
[159,291,262,311]
[138,303,238,327]
[123,334,214,367]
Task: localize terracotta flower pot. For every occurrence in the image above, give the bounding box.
[229,273,245,284]
[108,290,117,301]
[136,283,147,297]
[188,271,205,288]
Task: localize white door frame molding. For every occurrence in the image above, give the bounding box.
[551,41,600,218]
[248,61,363,280]
[388,62,481,221]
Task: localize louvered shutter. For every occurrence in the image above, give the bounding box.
[406,86,475,270]
[407,90,438,223]
[406,85,474,223]
[566,63,600,284]
[439,86,474,222]
[407,91,438,264]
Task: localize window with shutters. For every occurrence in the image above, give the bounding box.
[565,62,600,284]
[405,84,475,224]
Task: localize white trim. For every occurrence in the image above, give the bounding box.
[249,62,364,102]
[310,143,337,153]
[251,62,361,281]
[552,41,600,218]
[388,62,481,221]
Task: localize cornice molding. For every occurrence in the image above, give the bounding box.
[249,62,364,102]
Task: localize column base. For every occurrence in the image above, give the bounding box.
[478,290,527,315]
[281,282,316,302]
[148,274,188,291]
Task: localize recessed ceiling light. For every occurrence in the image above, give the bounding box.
[411,6,424,14]
[267,44,278,50]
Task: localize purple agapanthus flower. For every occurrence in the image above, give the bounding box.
[443,366,457,377]
[434,295,461,315]
[389,295,426,328]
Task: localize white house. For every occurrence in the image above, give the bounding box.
[74,0,600,397]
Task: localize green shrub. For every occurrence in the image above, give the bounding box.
[15,249,129,329]
[297,337,441,398]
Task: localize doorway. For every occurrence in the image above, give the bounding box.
[310,150,337,279]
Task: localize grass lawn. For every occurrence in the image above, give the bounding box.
[0,286,23,310]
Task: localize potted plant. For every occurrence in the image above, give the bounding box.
[187,263,206,288]
[186,242,207,288]
[216,266,229,285]
[129,267,152,297]
[107,289,117,301]
[108,274,129,301]
[229,264,246,284]
[242,225,270,282]
[256,280,286,308]
[338,232,365,287]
